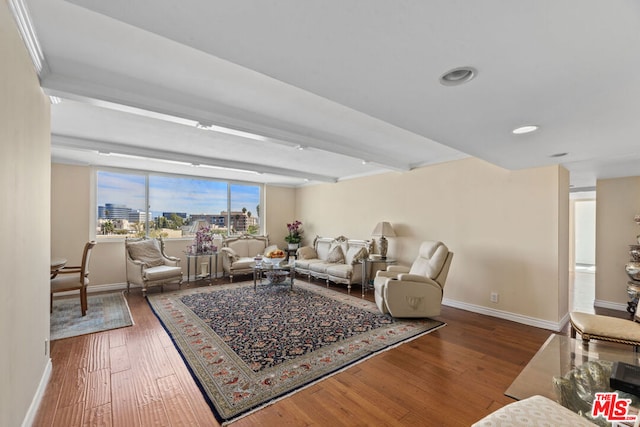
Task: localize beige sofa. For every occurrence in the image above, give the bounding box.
[294,236,372,292]
[220,235,277,282]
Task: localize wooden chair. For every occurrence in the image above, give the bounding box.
[50,241,96,316]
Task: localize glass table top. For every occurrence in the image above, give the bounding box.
[506,333,640,402]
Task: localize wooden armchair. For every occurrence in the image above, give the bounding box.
[50,241,96,316]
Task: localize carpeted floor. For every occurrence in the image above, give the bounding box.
[50,291,134,340]
[147,280,445,425]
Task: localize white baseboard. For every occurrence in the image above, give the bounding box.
[442,298,567,332]
[88,282,129,293]
[594,299,628,312]
[22,358,51,427]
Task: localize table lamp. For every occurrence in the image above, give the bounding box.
[372,221,396,259]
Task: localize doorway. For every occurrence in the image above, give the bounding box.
[571,193,596,312]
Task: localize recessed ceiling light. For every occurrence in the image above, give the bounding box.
[440,67,477,86]
[550,152,568,158]
[512,125,539,135]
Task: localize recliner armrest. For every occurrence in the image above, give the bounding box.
[375,270,399,279]
[386,265,410,273]
[396,273,430,283]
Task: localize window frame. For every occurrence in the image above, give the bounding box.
[92,166,264,241]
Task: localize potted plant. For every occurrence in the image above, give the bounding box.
[285,220,303,249]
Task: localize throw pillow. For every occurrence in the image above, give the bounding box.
[350,246,369,264]
[297,246,318,260]
[127,239,165,267]
[327,244,345,263]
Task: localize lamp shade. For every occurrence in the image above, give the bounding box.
[372,221,396,237]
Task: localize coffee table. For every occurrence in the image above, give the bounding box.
[506,333,640,420]
[252,262,294,290]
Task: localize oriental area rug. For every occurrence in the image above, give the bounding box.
[147,280,445,425]
[51,291,134,340]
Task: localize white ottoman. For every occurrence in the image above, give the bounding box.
[472,395,595,426]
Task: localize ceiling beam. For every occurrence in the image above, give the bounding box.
[52,134,339,183]
[42,72,411,172]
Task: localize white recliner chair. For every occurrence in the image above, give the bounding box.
[373,241,453,318]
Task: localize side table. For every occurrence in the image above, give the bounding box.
[184,252,219,285]
[358,258,397,297]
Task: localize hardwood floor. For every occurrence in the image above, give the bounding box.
[34,273,619,426]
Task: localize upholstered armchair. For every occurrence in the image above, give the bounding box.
[373,241,453,318]
[220,235,271,282]
[125,237,183,295]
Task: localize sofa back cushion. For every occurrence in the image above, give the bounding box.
[314,238,334,260]
[311,236,372,264]
[409,241,449,279]
[224,236,268,258]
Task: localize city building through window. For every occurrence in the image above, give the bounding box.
[96,170,261,239]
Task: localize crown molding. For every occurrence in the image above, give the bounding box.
[8,0,49,77]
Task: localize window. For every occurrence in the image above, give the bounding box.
[96,169,262,239]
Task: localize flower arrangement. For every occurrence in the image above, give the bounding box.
[188,225,217,254]
[284,220,303,244]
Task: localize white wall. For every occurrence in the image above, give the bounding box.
[574,200,596,265]
[1,4,52,426]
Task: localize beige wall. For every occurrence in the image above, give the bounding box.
[1,4,52,426]
[596,176,640,307]
[264,185,296,247]
[51,164,91,265]
[50,165,296,285]
[297,158,570,325]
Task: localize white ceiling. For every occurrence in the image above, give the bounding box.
[16,0,640,188]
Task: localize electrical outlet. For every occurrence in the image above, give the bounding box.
[490,292,499,303]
